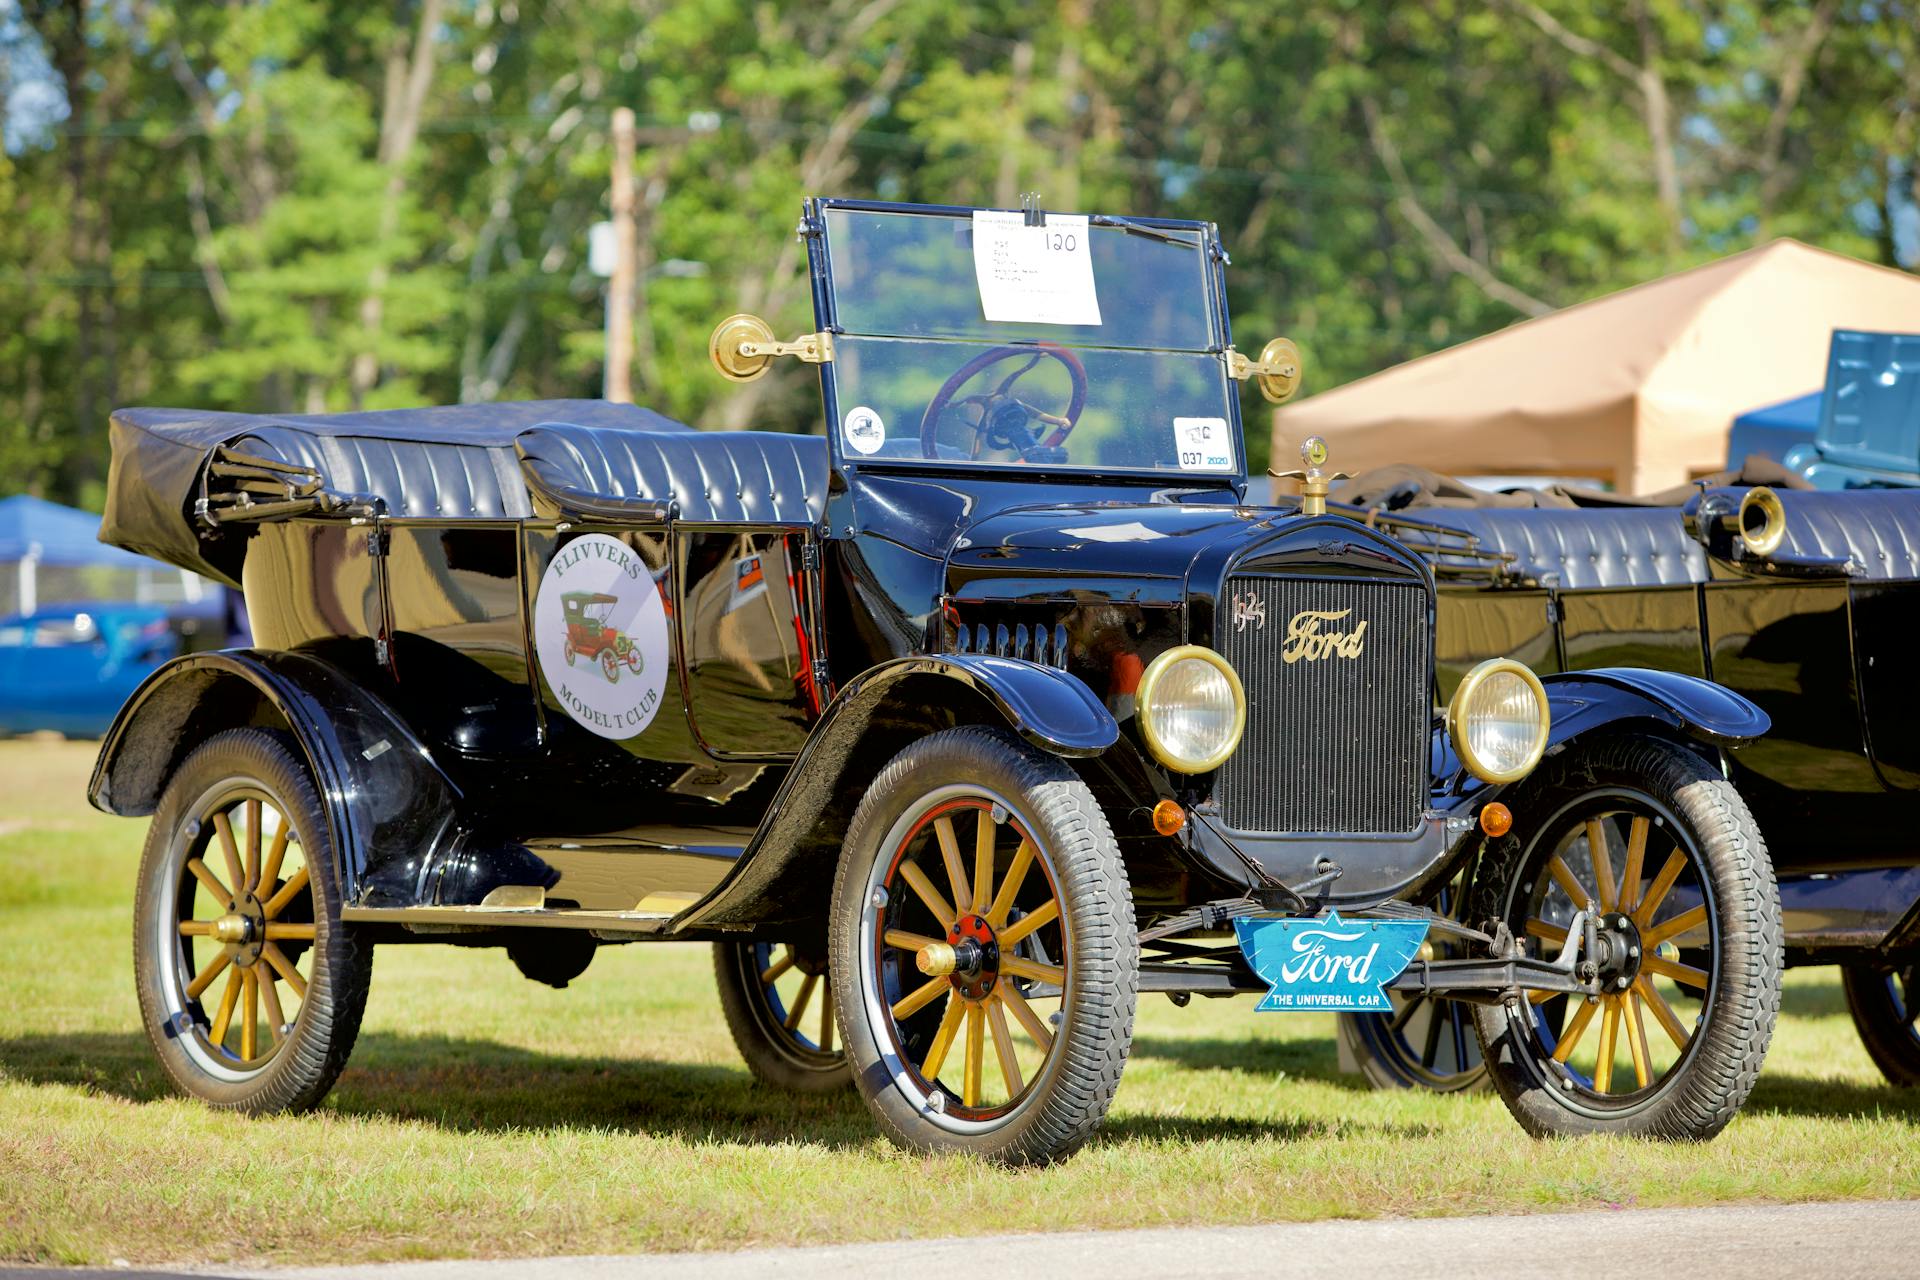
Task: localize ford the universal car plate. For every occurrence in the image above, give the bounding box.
[1234,912,1429,1012]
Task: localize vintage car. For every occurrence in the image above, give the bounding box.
[91,198,1783,1162]
[561,590,646,682]
[1336,474,1920,1092]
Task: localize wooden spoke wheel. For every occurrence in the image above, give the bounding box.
[1338,877,1486,1092]
[829,727,1135,1165]
[600,649,621,682]
[1469,738,1779,1140]
[713,941,850,1092]
[133,728,370,1111]
[1842,962,1920,1087]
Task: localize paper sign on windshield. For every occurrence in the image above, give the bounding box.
[1173,417,1234,472]
[972,211,1102,326]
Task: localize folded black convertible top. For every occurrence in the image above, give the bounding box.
[102,399,689,586]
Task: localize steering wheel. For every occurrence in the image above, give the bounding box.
[918,343,1089,462]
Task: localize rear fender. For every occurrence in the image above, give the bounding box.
[89,650,462,904]
[671,654,1116,932]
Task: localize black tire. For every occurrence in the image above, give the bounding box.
[1842,963,1920,1087]
[713,941,850,1093]
[133,728,371,1112]
[1337,870,1487,1092]
[827,726,1136,1164]
[1469,736,1780,1140]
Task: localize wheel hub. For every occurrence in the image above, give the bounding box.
[1593,911,1643,992]
[916,913,1001,1000]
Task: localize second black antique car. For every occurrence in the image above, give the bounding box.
[91,199,1783,1162]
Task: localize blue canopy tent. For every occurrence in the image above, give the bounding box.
[0,494,160,615]
[1726,391,1821,468]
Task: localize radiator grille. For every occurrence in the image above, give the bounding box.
[1215,576,1430,834]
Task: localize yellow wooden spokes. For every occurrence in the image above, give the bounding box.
[934,815,969,910]
[783,972,819,1032]
[259,967,287,1047]
[1587,819,1618,912]
[262,866,309,920]
[922,996,966,1078]
[1525,917,1567,945]
[209,968,242,1046]
[761,946,796,986]
[997,899,1059,948]
[185,948,232,1000]
[259,816,292,901]
[972,810,996,915]
[963,1003,986,1107]
[186,857,232,909]
[244,799,262,895]
[1547,854,1594,913]
[987,999,1023,1095]
[1635,975,1692,1050]
[987,840,1037,927]
[211,811,245,902]
[1552,997,1600,1063]
[1635,848,1688,927]
[1619,816,1649,914]
[996,981,1054,1051]
[1593,998,1621,1093]
[240,969,259,1062]
[1000,955,1064,986]
[1642,904,1707,949]
[890,974,948,1020]
[1642,954,1708,988]
[261,943,306,998]
[1622,990,1653,1089]
[899,861,957,928]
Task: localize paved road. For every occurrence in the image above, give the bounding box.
[8,1201,1916,1280]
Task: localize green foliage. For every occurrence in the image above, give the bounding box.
[1,0,1913,500]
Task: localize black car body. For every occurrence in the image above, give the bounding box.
[1359,478,1920,1087]
[90,199,1786,1158]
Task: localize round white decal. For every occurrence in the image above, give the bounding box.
[842,404,887,456]
[533,533,670,740]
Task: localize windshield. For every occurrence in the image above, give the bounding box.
[814,203,1241,478]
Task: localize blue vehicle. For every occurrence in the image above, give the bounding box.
[1731,329,1920,488]
[0,601,183,737]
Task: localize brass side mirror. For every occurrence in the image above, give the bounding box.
[708,313,834,382]
[1737,486,1787,557]
[1227,336,1303,404]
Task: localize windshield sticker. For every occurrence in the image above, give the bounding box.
[533,533,671,740]
[1173,417,1234,471]
[843,404,887,456]
[971,210,1102,326]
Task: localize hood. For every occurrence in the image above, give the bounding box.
[947,500,1428,611]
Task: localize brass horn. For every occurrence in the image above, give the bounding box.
[1737,486,1787,557]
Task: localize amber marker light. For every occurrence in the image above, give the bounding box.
[1151,799,1186,836]
[1480,802,1513,838]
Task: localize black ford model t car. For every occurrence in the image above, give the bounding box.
[92,199,1782,1162]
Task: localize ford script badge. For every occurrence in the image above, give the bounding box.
[1233,911,1429,1012]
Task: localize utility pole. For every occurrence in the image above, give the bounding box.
[605,107,637,403]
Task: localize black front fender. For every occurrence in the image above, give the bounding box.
[89,650,462,904]
[845,653,1118,756]
[1541,667,1770,749]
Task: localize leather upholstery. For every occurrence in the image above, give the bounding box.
[235,427,533,520]
[516,424,829,525]
[1762,490,1920,581]
[1410,508,1708,589]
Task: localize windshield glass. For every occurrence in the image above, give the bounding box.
[817,204,1241,477]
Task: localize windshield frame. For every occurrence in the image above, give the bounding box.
[802,196,1248,490]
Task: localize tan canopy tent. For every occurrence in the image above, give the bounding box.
[1273,239,1920,496]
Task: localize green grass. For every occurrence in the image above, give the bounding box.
[1,738,1916,1266]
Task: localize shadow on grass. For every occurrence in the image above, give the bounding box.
[1131,1033,1370,1090]
[6,1025,1914,1148]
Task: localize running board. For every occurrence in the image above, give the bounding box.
[341,889,701,937]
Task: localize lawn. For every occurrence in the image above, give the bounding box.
[2,738,1915,1267]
